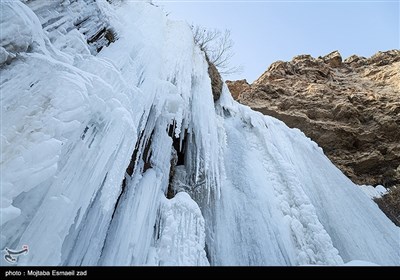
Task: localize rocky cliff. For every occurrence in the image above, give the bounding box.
[227,50,400,189]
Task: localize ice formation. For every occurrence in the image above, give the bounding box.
[1,0,399,266]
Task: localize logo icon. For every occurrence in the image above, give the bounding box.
[3,245,29,264]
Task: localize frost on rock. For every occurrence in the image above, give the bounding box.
[26,0,117,54]
[0,1,47,65]
[1,0,399,266]
[359,185,388,199]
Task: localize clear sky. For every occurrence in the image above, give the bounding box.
[154,0,400,82]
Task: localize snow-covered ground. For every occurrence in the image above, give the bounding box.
[1,0,399,266]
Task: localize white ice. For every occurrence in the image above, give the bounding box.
[1,0,399,266]
[359,185,388,199]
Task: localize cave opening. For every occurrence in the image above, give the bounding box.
[167,123,187,166]
[166,123,188,199]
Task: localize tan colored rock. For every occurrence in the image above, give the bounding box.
[226,79,250,99]
[205,54,223,101]
[227,49,400,188]
[322,50,342,68]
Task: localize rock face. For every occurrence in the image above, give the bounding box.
[226,79,250,99]
[205,53,223,101]
[227,50,400,188]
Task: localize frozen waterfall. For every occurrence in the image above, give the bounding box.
[1,0,398,266]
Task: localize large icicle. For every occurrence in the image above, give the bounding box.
[151,193,209,266]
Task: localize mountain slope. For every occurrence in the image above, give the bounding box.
[1,1,399,266]
[227,50,400,189]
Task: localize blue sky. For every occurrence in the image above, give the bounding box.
[155,0,400,82]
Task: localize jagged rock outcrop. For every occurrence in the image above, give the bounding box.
[227,50,400,188]
[226,79,250,99]
[205,53,223,101]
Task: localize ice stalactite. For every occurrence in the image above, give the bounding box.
[151,193,209,266]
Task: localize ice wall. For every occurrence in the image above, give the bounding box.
[1,0,398,266]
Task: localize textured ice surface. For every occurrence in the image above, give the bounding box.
[152,192,209,266]
[1,0,399,266]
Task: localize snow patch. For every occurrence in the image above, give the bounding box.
[359,185,388,199]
